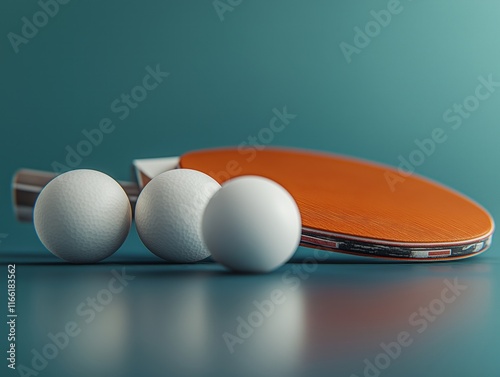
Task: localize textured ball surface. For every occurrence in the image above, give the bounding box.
[202,176,301,273]
[33,169,132,263]
[135,169,221,262]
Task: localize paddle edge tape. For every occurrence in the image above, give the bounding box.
[301,231,493,260]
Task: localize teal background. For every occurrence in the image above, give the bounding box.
[1,2,500,377]
[1,0,499,255]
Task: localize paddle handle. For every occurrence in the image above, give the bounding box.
[12,169,140,222]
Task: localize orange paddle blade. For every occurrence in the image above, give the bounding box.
[180,147,493,246]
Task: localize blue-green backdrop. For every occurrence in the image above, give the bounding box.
[1,0,499,259]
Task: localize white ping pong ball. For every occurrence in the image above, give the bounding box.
[202,176,301,273]
[134,169,221,262]
[33,169,132,263]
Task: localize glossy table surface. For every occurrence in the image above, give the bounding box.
[2,247,499,377]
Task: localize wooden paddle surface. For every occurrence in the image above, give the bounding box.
[180,147,493,246]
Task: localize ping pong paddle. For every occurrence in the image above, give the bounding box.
[13,147,494,261]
